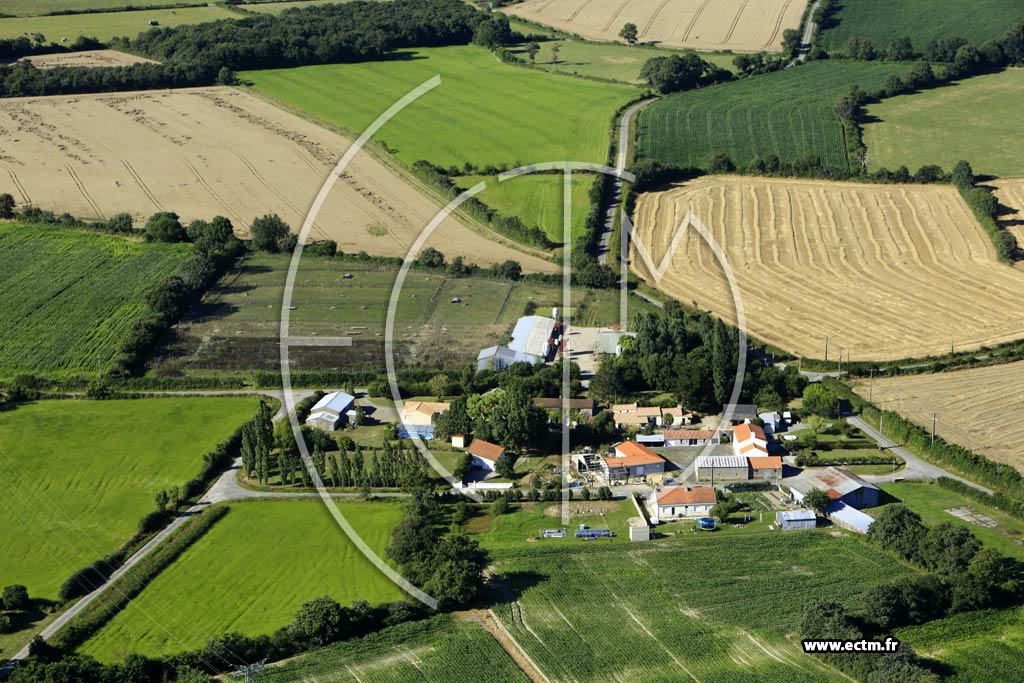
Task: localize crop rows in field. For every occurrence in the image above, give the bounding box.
[493,532,909,682]
[0,224,186,377]
[631,176,1024,360]
[896,608,1024,683]
[818,0,1024,53]
[260,615,530,682]
[636,60,909,170]
[859,361,1024,472]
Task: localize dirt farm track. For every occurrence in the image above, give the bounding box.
[631,176,1024,360]
[858,361,1024,472]
[504,0,807,52]
[0,87,556,272]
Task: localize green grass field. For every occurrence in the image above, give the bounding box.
[160,252,649,375]
[80,500,405,661]
[0,224,187,378]
[896,608,1024,683]
[636,60,910,171]
[0,5,236,41]
[259,615,530,682]
[506,39,735,85]
[0,397,258,600]
[863,69,1024,177]
[878,481,1024,560]
[244,45,639,170]
[492,532,912,682]
[0,0,201,16]
[455,173,593,241]
[819,0,1024,53]
[468,500,637,549]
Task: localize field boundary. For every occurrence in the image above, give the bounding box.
[458,609,551,683]
[239,86,560,265]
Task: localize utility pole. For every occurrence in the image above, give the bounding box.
[868,368,875,402]
[824,335,829,362]
[838,349,843,379]
[931,413,938,448]
[232,662,266,683]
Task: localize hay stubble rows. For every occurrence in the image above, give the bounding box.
[0,87,556,272]
[631,176,1024,360]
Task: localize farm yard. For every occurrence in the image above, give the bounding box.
[992,177,1024,248]
[257,615,530,683]
[0,87,552,272]
[862,69,1024,178]
[157,251,638,375]
[492,532,910,682]
[635,60,910,171]
[79,500,405,661]
[0,397,259,600]
[818,0,1024,53]
[244,45,639,170]
[12,50,157,69]
[502,0,807,53]
[859,361,1024,471]
[629,175,1024,360]
[0,223,187,377]
[895,608,1024,683]
[0,5,237,42]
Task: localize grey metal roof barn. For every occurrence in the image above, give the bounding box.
[508,315,556,358]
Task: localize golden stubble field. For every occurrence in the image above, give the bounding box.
[992,178,1024,252]
[504,0,806,52]
[630,176,1024,360]
[0,87,556,272]
[858,361,1024,472]
[13,49,157,69]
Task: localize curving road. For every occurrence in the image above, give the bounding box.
[597,98,657,265]
[0,392,405,675]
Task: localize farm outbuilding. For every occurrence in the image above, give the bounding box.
[695,455,749,483]
[776,509,817,530]
[304,391,356,432]
[789,467,880,510]
[749,456,783,481]
[601,441,667,479]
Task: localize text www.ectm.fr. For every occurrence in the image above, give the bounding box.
[802,638,900,653]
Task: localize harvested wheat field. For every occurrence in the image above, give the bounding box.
[992,178,1024,252]
[858,362,1024,471]
[504,0,807,52]
[630,176,1024,360]
[0,87,555,272]
[13,50,157,69]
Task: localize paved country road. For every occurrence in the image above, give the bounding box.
[848,415,993,494]
[0,393,406,675]
[597,98,657,265]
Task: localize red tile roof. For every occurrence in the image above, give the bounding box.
[748,456,782,470]
[664,429,718,439]
[467,439,505,462]
[740,442,768,455]
[734,423,766,443]
[656,486,717,506]
[614,441,658,459]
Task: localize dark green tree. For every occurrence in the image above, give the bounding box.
[619,22,639,45]
[803,489,831,519]
[867,504,926,562]
[0,193,15,219]
[293,595,350,647]
[144,211,186,243]
[250,213,290,252]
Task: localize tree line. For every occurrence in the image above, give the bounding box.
[589,302,807,412]
[0,0,495,98]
